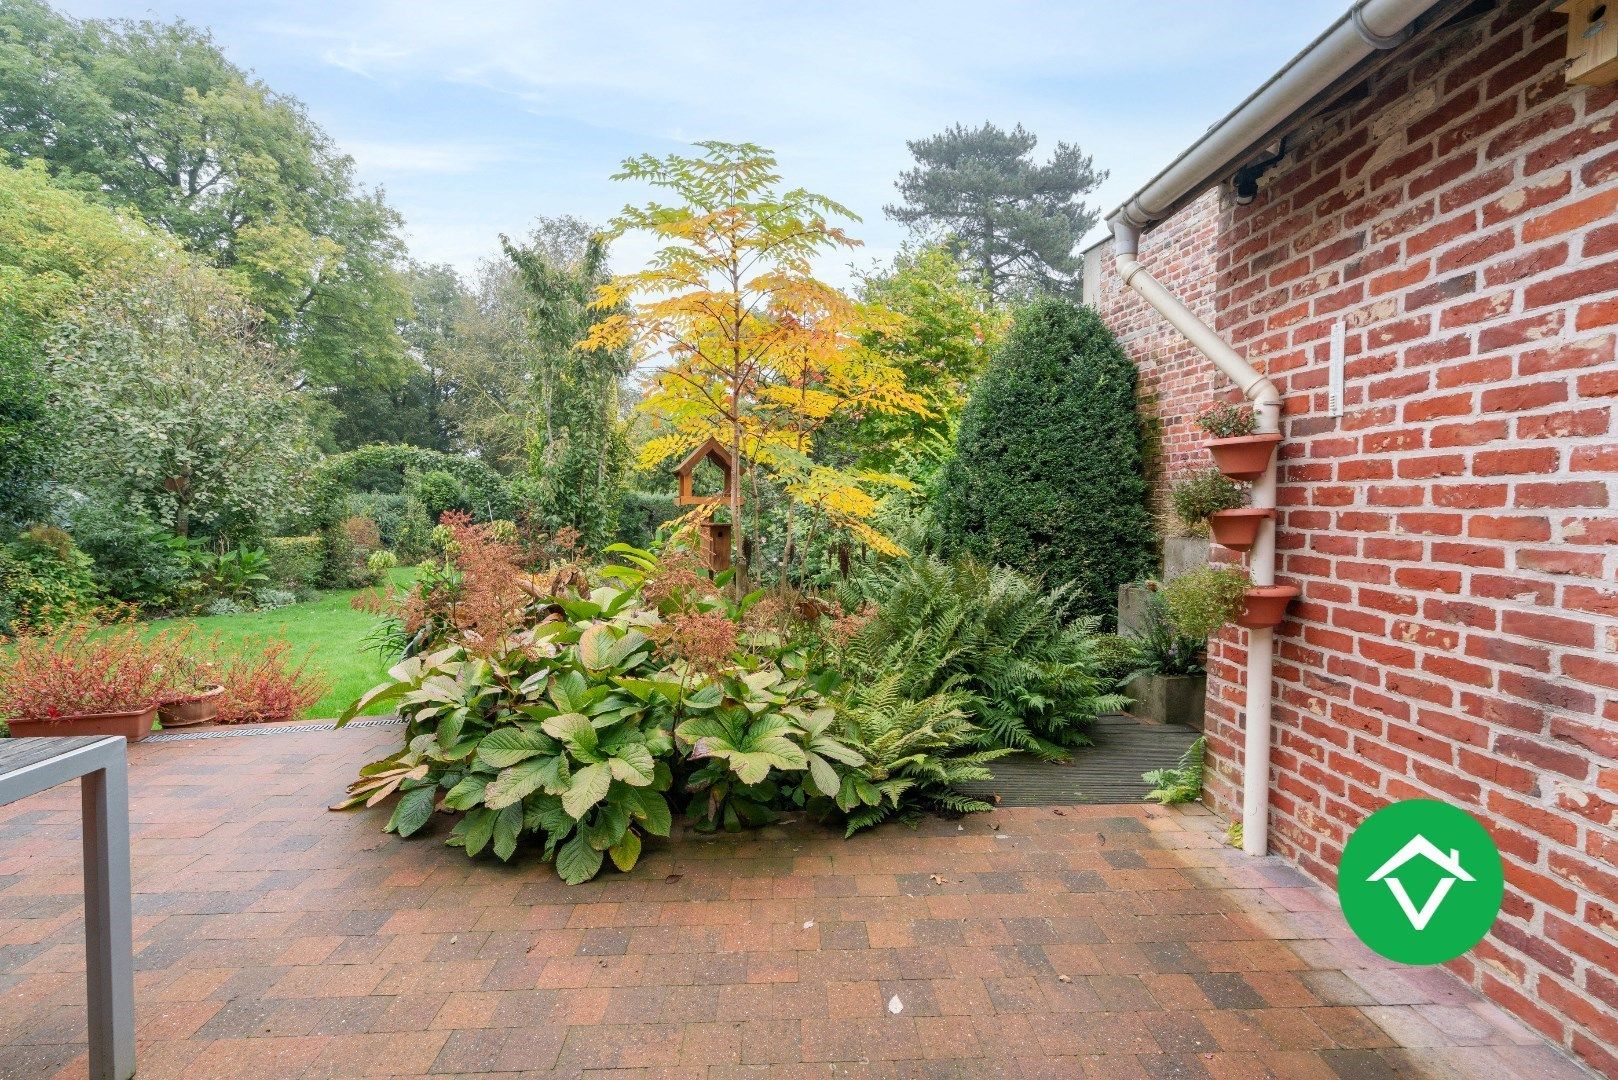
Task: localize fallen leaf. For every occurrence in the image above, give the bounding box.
[665,873,683,884]
[929,874,945,885]
[1057,974,1071,983]
[991,794,1002,805]
[1052,809,1065,816]
[887,995,904,1014]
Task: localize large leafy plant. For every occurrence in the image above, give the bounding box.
[333,545,865,883]
[835,555,1127,760]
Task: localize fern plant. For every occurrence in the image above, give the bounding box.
[822,674,1009,836]
[1142,737,1205,804]
[836,555,1128,760]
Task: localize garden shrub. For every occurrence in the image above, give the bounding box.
[346,491,433,557]
[934,298,1154,624]
[407,469,470,521]
[215,640,327,723]
[71,499,198,609]
[1159,565,1249,642]
[0,621,166,720]
[262,535,324,595]
[835,555,1128,760]
[1123,587,1205,678]
[614,490,680,550]
[302,444,512,530]
[0,526,101,631]
[1168,469,1244,534]
[335,529,999,883]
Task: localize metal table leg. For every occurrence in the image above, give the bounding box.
[81,757,135,1080]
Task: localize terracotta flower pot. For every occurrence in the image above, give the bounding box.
[1205,432,1282,481]
[1208,508,1274,553]
[1235,584,1300,630]
[157,684,225,728]
[6,706,158,742]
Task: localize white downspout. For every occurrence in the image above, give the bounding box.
[1111,220,1281,858]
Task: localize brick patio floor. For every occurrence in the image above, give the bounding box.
[0,723,1591,1079]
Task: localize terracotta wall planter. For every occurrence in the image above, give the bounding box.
[157,685,225,728]
[1235,584,1300,630]
[1208,508,1273,553]
[1205,432,1282,481]
[6,706,158,741]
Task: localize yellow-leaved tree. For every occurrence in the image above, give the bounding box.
[585,142,928,582]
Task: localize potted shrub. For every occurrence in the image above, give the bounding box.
[1120,588,1208,729]
[1160,565,1250,641]
[153,642,225,728]
[1198,401,1280,482]
[1170,469,1271,553]
[0,622,164,740]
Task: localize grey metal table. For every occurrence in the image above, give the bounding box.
[0,736,135,1080]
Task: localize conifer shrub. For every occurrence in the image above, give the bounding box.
[934,298,1154,624]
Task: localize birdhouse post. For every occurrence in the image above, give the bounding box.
[672,438,737,574]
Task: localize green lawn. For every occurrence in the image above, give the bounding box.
[144,568,416,721]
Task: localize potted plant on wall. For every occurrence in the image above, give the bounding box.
[1170,468,1272,553]
[1198,402,1281,481]
[0,622,164,740]
[1121,586,1209,729]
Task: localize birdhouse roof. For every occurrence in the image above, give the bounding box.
[672,437,734,477]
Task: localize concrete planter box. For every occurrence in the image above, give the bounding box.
[1125,673,1206,730]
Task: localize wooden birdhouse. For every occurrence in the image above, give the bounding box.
[1559,0,1618,85]
[671,437,738,574]
[673,438,735,506]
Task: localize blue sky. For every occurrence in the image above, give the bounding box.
[58,0,1345,283]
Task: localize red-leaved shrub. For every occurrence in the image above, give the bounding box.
[0,622,166,720]
[215,640,327,724]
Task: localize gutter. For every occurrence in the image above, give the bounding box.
[1104,0,1441,857]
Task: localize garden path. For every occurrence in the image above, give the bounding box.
[0,723,1588,1078]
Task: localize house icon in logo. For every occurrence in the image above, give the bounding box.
[1366,835,1475,931]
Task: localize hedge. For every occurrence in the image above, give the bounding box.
[934,298,1155,625]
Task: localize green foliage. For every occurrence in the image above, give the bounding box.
[70,499,198,609]
[1123,589,1206,678]
[1197,401,1258,439]
[887,122,1105,301]
[0,525,100,631]
[408,469,470,521]
[836,555,1128,760]
[503,218,633,551]
[196,546,272,602]
[304,444,512,530]
[262,536,323,596]
[1159,566,1249,642]
[841,245,1004,469]
[0,1,413,411]
[614,490,679,550]
[1169,469,1245,532]
[1089,633,1143,689]
[346,492,434,559]
[934,298,1154,624]
[335,552,865,883]
[46,262,314,540]
[822,675,1008,836]
[0,162,178,528]
[1143,737,1205,805]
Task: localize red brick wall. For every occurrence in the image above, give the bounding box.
[1094,2,1618,1073]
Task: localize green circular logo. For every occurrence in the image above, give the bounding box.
[1338,799,1503,966]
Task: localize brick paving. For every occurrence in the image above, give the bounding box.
[0,724,1590,1078]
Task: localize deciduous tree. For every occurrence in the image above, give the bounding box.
[585,142,927,580]
[47,261,314,539]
